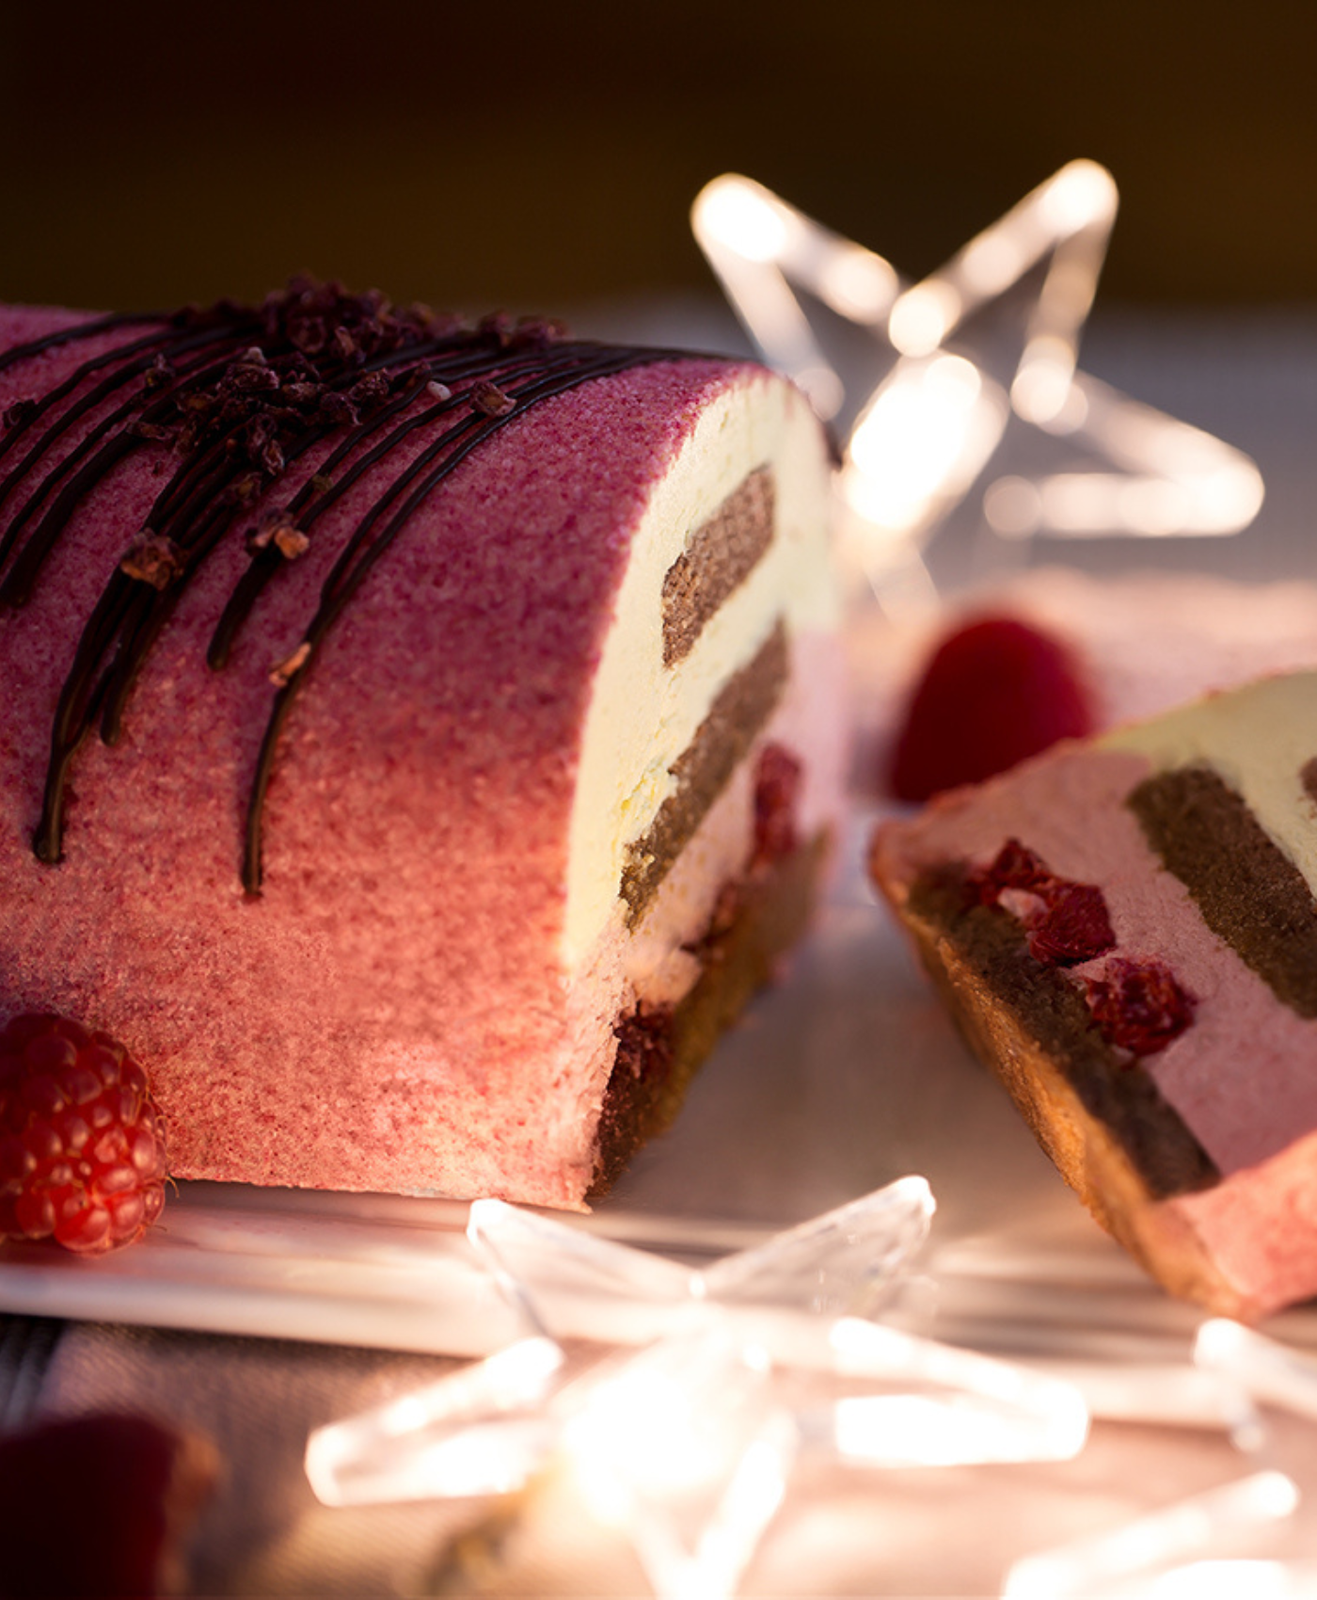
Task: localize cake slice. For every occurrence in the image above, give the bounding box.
[872,671,1317,1318]
[0,282,846,1208]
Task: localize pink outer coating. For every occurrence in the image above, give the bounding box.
[0,306,839,1206]
[876,746,1317,1316]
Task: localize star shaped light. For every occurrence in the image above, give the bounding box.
[690,162,1265,605]
[301,1182,1317,1599]
[306,1178,1097,1598]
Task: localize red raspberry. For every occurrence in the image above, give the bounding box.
[1082,958,1196,1057]
[751,741,803,868]
[888,615,1095,801]
[968,840,1116,965]
[1026,882,1116,966]
[968,838,1054,903]
[0,1411,217,1598]
[0,1013,168,1254]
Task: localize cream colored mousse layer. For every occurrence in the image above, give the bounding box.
[875,670,1317,1316]
[567,376,837,964]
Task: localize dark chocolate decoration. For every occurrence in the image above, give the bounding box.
[1302,756,1317,807]
[0,280,701,888]
[907,863,1220,1200]
[661,467,775,667]
[621,619,789,926]
[1128,764,1317,1019]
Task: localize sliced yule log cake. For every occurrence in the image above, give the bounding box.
[872,671,1317,1318]
[0,281,846,1207]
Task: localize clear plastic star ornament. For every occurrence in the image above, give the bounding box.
[691,162,1264,607]
[306,1177,1098,1600]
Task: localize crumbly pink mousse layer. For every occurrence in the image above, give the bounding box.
[0,306,835,1205]
[876,746,1317,1311]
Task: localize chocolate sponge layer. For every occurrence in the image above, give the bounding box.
[622,620,787,925]
[1129,764,1317,1019]
[661,468,774,668]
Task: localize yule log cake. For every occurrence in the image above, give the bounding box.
[0,281,845,1207]
[872,671,1317,1318]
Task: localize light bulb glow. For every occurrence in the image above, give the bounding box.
[692,177,790,263]
[1003,1470,1300,1598]
[888,281,962,357]
[1039,158,1119,233]
[1196,1318,1317,1422]
[844,355,1005,534]
[1139,1560,1305,1599]
[304,1334,564,1505]
[833,1390,1086,1468]
[816,244,899,321]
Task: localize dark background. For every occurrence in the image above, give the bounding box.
[4,1,1317,318]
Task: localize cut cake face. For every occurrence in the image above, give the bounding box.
[872,671,1317,1318]
[0,286,846,1207]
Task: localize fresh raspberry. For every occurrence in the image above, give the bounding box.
[968,839,1116,965]
[0,1411,217,1598]
[0,1013,168,1254]
[751,741,803,868]
[887,614,1095,801]
[968,838,1054,904]
[1082,958,1196,1057]
[1026,882,1117,966]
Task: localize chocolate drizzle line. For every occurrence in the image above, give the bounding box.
[0,282,700,886]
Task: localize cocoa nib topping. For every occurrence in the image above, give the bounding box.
[127,417,179,445]
[260,275,431,364]
[478,310,571,350]
[510,315,570,349]
[269,641,313,687]
[144,281,419,472]
[1082,957,1196,1058]
[470,381,516,417]
[120,534,185,589]
[408,303,464,339]
[142,353,176,391]
[247,510,309,560]
[3,397,38,429]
